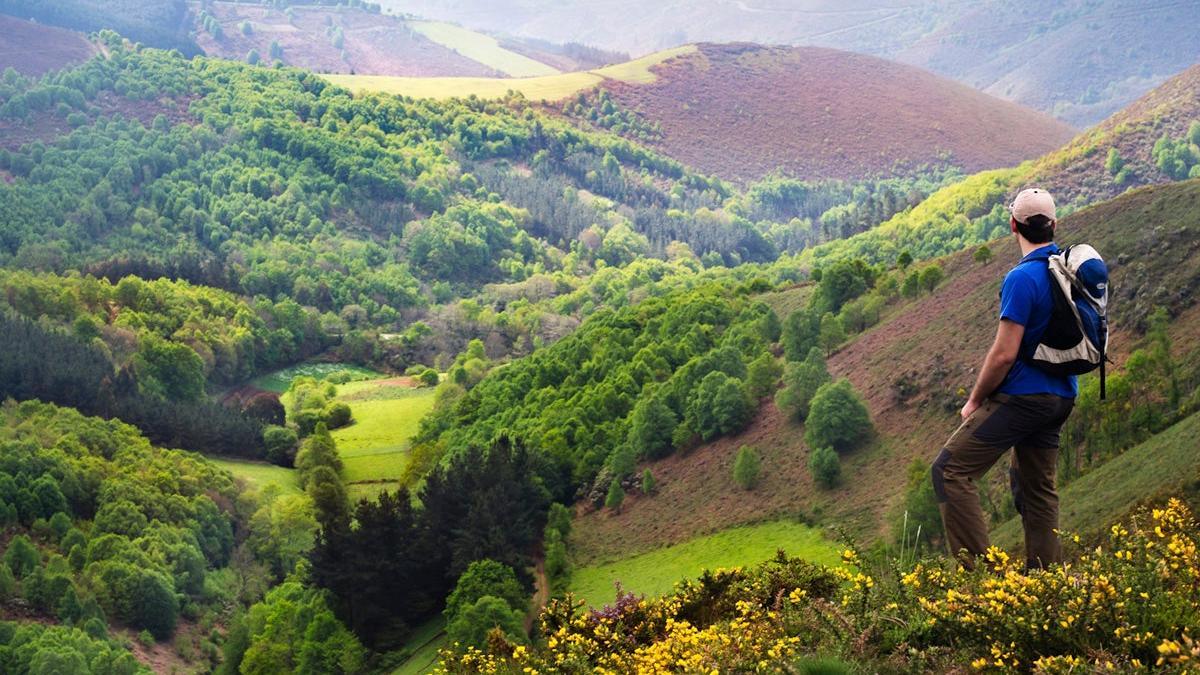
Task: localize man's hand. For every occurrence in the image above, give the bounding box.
[961,398,981,420]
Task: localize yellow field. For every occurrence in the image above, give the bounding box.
[323,44,697,102]
[409,20,559,78]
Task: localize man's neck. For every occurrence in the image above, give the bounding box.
[1018,237,1052,258]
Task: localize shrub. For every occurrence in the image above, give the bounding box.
[444,560,528,623]
[446,596,526,652]
[732,446,761,490]
[641,469,656,496]
[805,379,872,453]
[808,445,840,489]
[605,479,625,513]
[322,401,353,429]
[419,368,440,387]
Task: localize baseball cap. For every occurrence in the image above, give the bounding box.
[1009,188,1056,224]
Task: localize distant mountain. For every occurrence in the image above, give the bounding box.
[379,0,1200,126]
[565,43,1076,183]
[0,0,199,55]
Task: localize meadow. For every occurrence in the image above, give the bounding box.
[408,20,559,77]
[323,45,695,101]
[567,519,842,608]
[251,363,384,394]
[331,379,438,501]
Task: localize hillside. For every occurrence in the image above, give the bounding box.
[0,15,97,76]
[334,42,1075,183]
[570,179,1200,564]
[189,4,503,77]
[0,0,198,55]
[380,0,1200,126]
[585,43,1076,182]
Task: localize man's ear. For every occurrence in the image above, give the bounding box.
[1010,216,1018,233]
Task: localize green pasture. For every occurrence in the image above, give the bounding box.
[211,457,300,496]
[332,381,437,499]
[409,20,559,77]
[323,44,695,101]
[391,617,447,675]
[568,520,842,608]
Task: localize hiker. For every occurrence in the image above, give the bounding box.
[931,188,1077,571]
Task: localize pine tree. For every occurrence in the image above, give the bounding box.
[605,479,625,513]
[641,469,656,495]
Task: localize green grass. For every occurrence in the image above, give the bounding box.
[210,458,300,496]
[993,410,1200,548]
[568,520,842,608]
[408,20,558,78]
[251,363,384,394]
[391,617,446,675]
[331,381,436,497]
[323,45,695,102]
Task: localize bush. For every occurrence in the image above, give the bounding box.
[745,352,783,399]
[419,368,440,387]
[805,379,872,453]
[732,446,761,490]
[4,534,40,577]
[323,401,353,429]
[774,347,830,423]
[641,469,656,495]
[444,560,528,623]
[263,425,298,466]
[446,596,526,652]
[808,445,840,489]
[605,479,625,513]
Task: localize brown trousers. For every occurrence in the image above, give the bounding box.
[932,393,1074,570]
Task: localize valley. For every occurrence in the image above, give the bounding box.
[1,3,1199,673]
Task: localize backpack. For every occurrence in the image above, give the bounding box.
[1027,244,1111,398]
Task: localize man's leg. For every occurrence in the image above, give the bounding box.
[931,397,1015,569]
[1011,395,1073,569]
[1012,443,1061,569]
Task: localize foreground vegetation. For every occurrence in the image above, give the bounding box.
[440,499,1200,673]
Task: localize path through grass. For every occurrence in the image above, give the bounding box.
[568,520,841,608]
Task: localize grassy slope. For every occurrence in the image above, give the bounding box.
[408,20,559,77]
[251,363,384,394]
[568,520,841,608]
[392,617,447,675]
[993,410,1200,549]
[571,179,1200,564]
[322,45,695,101]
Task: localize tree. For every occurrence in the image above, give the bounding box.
[263,425,298,466]
[133,571,178,640]
[805,379,872,453]
[685,371,752,441]
[732,445,761,490]
[745,352,782,399]
[626,395,677,460]
[605,479,625,512]
[819,312,846,355]
[323,401,352,429]
[781,307,820,361]
[919,265,945,294]
[901,270,921,298]
[4,534,40,577]
[307,465,350,534]
[973,244,993,266]
[295,424,342,486]
[133,335,206,402]
[641,469,656,495]
[774,347,830,423]
[444,560,527,622]
[808,445,840,489]
[446,596,526,652]
[1105,147,1125,176]
[246,49,261,65]
[896,250,913,269]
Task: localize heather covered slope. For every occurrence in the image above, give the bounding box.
[570,179,1200,564]
[580,43,1076,182]
[0,14,97,77]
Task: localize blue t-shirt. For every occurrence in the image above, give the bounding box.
[997,243,1078,398]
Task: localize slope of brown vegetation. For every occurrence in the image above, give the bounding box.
[594,43,1076,183]
[190,3,500,76]
[572,179,1200,565]
[0,14,96,76]
[1031,64,1200,208]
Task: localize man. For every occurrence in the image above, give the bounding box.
[931,188,1076,571]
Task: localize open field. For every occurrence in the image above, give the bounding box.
[332,379,437,500]
[210,457,300,496]
[568,520,841,608]
[993,410,1200,548]
[408,20,558,77]
[323,45,695,101]
[251,363,384,394]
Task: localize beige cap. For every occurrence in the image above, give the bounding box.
[1009,188,1056,224]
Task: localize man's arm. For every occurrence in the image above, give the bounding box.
[961,319,1025,419]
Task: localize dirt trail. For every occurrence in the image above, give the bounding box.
[526,557,550,633]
